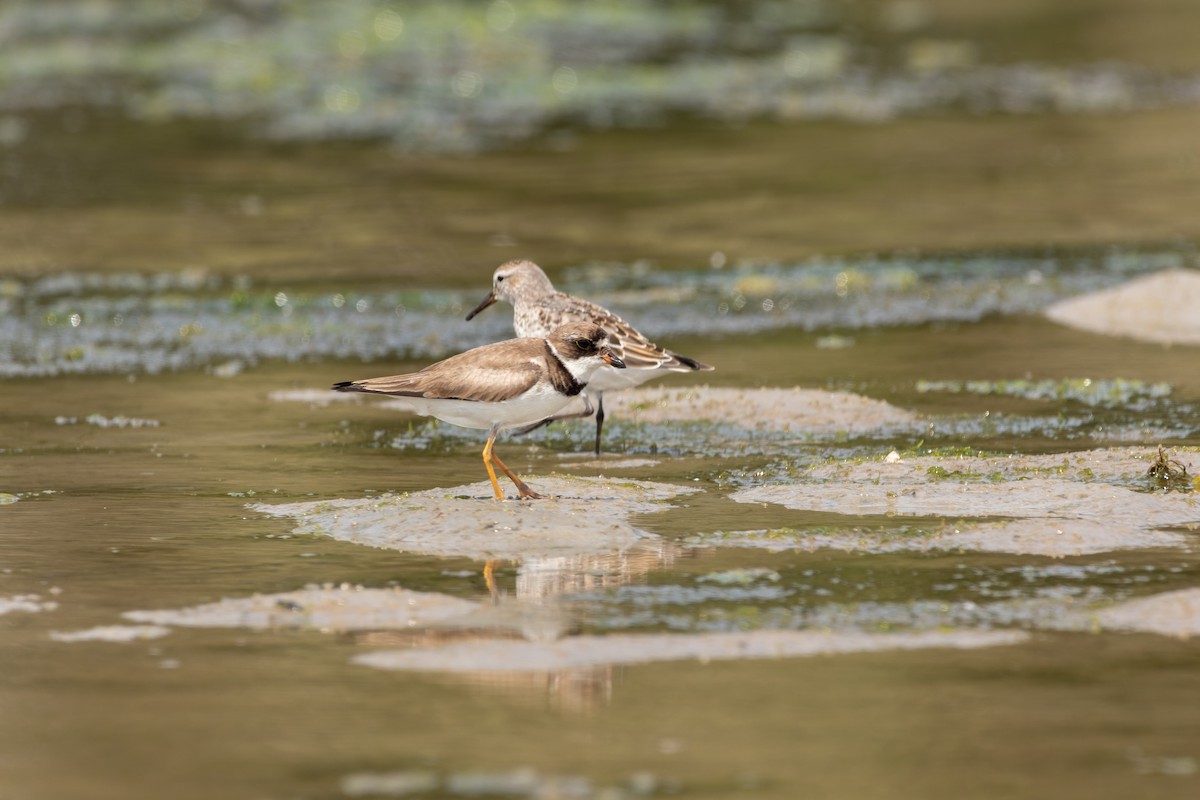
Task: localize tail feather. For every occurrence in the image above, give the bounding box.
[332,376,426,396]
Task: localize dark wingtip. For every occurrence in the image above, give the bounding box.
[674,354,715,372]
[331,381,358,392]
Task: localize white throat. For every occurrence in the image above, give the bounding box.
[545,339,605,384]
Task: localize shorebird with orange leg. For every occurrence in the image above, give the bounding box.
[466,259,713,455]
[333,322,624,500]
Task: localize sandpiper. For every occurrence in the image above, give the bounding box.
[333,322,624,500]
[466,259,714,454]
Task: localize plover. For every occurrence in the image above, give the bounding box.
[333,322,624,500]
[466,259,713,454]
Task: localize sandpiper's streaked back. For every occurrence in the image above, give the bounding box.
[466,259,713,454]
[333,322,624,500]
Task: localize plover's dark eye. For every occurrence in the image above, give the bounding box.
[576,338,594,351]
[496,275,506,282]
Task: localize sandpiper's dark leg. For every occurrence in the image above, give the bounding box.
[593,395,606,456]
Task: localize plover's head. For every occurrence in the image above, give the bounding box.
[465,259,555,320]
[546,321,625,380]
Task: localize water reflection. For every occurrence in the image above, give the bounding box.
[352,539,694,714]
[358,625,620,715]
[514,539,686,599]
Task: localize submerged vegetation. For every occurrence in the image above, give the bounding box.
[1145,444,1196,492]
[915,377,1173,409]
[2,248,1194,377]
[6,1,1200,153]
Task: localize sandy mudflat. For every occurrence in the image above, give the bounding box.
[253,476,698,561]
[1045,268,1200,345]
[603,385,919,434]
[727,448,1199,557]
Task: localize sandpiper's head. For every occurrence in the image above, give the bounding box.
[546,321,625,380]
[465,259,555,320]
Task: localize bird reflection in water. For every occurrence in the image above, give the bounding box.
[353,539,694,713]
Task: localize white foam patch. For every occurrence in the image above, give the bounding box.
[0,594,58,615]
[606,385,919,434]
[354,628,1028,672]
[1046,269,1200,345]
[727,448,1200,556]
[50,625,171,643]
[123,586,479,631]
[252,476,698,561]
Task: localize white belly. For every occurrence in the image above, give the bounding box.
[585,364,664,393]
[394,387,576,431]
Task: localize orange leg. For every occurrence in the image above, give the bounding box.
[483,559,499,599]
[482,427,542,500]
[490,449,543,500]
[480,432,506,500]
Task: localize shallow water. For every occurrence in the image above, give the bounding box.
[5,9,1200,796]
[4,313,1200,798]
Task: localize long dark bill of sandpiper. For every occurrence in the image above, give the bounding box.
[465,292,497,321]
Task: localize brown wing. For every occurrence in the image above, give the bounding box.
[547,292,714,372]
[336,338,546,402]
